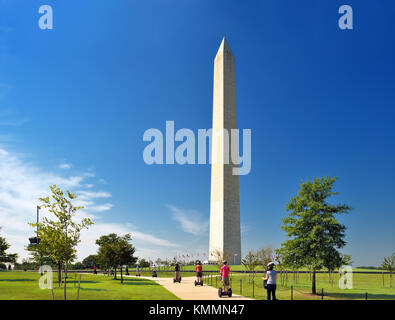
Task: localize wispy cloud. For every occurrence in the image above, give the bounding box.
[0,118,29,126]
[0,147,178,261]
[59,163,72,170]
[168,205,209,236]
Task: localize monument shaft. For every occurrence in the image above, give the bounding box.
[209,38,241,265]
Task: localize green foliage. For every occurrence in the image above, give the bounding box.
[30,185,93,269]
[381,253,395,288]
[82,254,100,269]
[138,258,150,268]
[0,263,6,270]
[26,241,56,267]
[96,233,138,282]
[29,185,93,299]
[257,247,273,269]
[0,227,18,263]
[341,254,353,266]
[381,253,395,272]
[241,251,260,273]
[279,176,352,294]
[72,262,85,270]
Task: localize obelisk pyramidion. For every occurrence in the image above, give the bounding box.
[209,38,241,265]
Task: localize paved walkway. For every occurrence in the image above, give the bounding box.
[126,275,252,300]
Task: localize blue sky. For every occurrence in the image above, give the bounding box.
[0,0,394,266]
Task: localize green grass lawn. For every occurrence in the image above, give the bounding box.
[201,272,395,300]
[0,271,179,300]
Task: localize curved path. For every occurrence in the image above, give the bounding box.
[126,275,252,300]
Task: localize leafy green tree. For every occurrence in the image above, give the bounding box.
[381,253,395,288]
[138,258,150,270]
[96,233,137,283]
[82,254,100,269]
[26,240,56,274]
[323,247,343,287]
[96,234,120,278]
[116,234,137,283]
[30,185,93,300]
[341,254,353,266]
[0,227,18,264]
[279,176,352,294]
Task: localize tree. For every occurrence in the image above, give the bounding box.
[138,258,150,270]
[96,233,137,283]
[381,253,395,288]
[82,254,100,269]
[257,247,273,269]
[241,251,260,282]
[96,234,120,279]
[323,247,343,287]
[0,227,18,264]
[279,176,352,294]
[72,262,85,270]
[26,240,56,274]
[116,234,137,283]
[30,185,93,300]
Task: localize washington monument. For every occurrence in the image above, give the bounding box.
[209,38,241,265]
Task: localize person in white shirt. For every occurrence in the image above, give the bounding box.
[263,262,277,300]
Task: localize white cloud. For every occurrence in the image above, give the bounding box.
[89,203,113,212]
[0,147,179,262]
[168,205,209,236]
[59,163,72,169]
[76,223,178,261]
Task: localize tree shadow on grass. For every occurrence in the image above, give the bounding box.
[79,288,108,292]
[62,280,101,284]
[120,279,159,286]
[326,292,395,300]
[0,279,36,282]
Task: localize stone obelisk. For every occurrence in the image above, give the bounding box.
[209,38,241,265]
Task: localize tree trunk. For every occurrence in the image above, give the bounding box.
[58,262,62,287]
[114,267,117,280]
[391,272,393,288]
[121,266,123,284]
[312,270,316,295]
[64,262,67,300]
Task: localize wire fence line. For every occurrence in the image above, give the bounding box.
[200,272,392,300]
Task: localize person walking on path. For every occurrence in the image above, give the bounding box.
[264,262,277,300]
[93,264,97,274]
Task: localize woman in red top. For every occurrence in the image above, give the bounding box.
[195,261,203,283]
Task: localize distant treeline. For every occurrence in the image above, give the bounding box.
[357,266,384,270]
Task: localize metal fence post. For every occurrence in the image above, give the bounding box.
[216,276,217,288]
[365,292,368,300]
[321,288,324,300]
[253,279,255,298]
[240,279,242,294]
